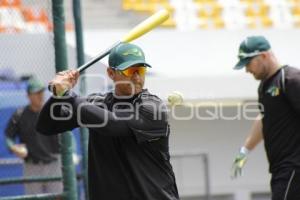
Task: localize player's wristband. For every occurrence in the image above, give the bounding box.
[240,146,250,155]
[53,88,68,97]
[5,137,15,149]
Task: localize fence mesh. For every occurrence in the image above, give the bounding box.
[0,0,79,198]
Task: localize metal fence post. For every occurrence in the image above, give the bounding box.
[72,0,89,199]
[52,1,78,199]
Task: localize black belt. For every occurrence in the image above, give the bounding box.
[25,157,56,164]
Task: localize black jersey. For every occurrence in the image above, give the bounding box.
[36,89,179,200]
[5,105,59,163]
[258,66,300,173]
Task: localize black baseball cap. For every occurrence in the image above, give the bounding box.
[108,43,151,70]
[234,36,271,70]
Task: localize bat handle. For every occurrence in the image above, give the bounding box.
[78,41,121,73]
[48,41,121,93]
[47,84,56,94]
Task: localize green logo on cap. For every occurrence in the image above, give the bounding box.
[109,43,151,70]
[122,48,143,57]
[267,86,280,97]
[238,49,245,58]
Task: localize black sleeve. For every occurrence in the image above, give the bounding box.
[36,92,80,135]
[5,108,23,140]
[76,101,131,137]
[72,92,169,141]
[285,67,300,115]
[126,94,169,143]
[36,91,129,136]
[37,91,169,140]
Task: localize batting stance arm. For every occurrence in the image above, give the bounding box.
[37,69,82,135]
[71,93,168,140]
[36,95,80,135]
[38,70,167,139]
[37,91,168,140]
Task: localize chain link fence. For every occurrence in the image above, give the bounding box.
[0,0,82,199]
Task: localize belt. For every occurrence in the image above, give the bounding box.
[25,157,56,165]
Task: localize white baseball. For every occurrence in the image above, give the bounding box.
[167,91,183,106]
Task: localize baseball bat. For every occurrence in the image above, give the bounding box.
[48,9,169,93]
[78,9,169,72]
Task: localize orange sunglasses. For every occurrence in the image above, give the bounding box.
[116,66,147,77]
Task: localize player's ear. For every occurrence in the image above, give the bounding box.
[107,67,115,80]
[261,52,268,59]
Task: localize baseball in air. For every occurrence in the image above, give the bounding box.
[167,91,183,106]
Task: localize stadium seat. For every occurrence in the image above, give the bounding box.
[0,26,21,33]
[194,0,216,3]
[0,0,21,8]
[0,7,25,32]
[122,0,174,14]
[246,15,273,28]
[148,0,169,3]
[240,0,264,3]
[244,2,270,17]
[199,16,225,29]
[133,1,174,14]
[246,17,257,28]
[294,16,300,27]
[291,4,300,16]
[213,16,225,28]
[130,2,156,13]
[153,2,174,13]
[21,7,49,23]
[20,7,53,32]
[197,1,223,18]
[287,0,300,4]
[289,2,300,27]
[196,0,224,29]
[121,0,299,29]
[122,0,143,11]
[261,15,273,27]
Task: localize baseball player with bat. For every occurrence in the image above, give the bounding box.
[36,10,179,200]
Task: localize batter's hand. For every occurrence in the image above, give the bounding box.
[11,144,28,159]
[49,69,79,96]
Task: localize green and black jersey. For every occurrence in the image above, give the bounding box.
[36,89,179,200]
[258,66,300,173]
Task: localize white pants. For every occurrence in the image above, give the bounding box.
[23,155,63,194]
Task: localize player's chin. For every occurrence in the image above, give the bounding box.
[133,85,143,94]
[253,74,263,80]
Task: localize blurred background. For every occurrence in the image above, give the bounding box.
[0,0,300,199]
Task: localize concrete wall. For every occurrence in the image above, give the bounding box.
[169,105,270,200]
